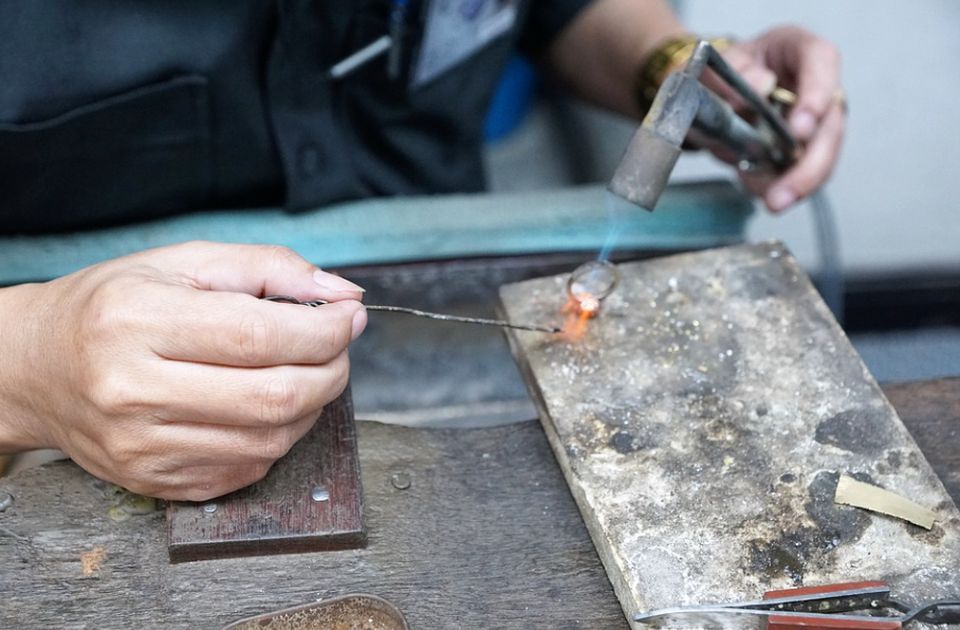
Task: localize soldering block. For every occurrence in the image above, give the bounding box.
[499,242,960,627]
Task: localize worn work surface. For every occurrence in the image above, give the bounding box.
[0,420,625,629]
[499,243,960,625]
[167,391,365,562]
[0,380,957,628]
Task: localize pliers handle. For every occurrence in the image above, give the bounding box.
[758,581,960,629]
[634,581,960,629]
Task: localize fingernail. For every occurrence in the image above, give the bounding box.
[351,308,368,341]
[767,187,796,212]
[791,110,816,139]
[314,269,365,294]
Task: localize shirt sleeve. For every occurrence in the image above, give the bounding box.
[518,0,594,54]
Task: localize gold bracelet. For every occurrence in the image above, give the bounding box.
[637,35,732,112]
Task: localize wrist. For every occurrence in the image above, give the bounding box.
[0,283,56,452]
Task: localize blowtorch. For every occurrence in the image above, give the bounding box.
[609,39,798,211]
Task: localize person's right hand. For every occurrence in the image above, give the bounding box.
[0,242,366,501]
[718,26,846,212]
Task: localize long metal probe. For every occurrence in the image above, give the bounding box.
[263,296,561,334]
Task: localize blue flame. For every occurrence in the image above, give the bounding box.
[598,191,633,262]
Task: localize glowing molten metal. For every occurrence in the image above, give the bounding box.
[561,260,619,341]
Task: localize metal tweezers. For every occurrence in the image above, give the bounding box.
[633,581,960,629]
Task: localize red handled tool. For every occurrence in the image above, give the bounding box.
[633,581,960,629]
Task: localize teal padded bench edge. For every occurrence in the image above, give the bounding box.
[0,180,753,284]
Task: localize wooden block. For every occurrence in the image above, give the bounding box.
[499,243,960,625]
[166,389,365,562]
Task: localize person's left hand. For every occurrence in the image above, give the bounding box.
[719,26,846,212]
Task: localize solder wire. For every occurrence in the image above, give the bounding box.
[263,296,561,334]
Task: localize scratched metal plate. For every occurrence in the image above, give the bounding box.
[499,243,960,627]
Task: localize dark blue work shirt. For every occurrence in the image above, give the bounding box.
[0,0,590,234]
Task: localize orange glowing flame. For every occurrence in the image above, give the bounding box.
[560,294,600,342]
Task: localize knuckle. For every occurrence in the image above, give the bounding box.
[324,353,351,401]
[263,245,303,269]
[83,278,140,334]
[780,25,804,37]
[248,461,273,484]
[317,352,350,404]
[770,25,806,42]
[87,369,141,416]
[817,39,841,64]
[258,376,301,425]
[316,314,351,355]
[804,41,841,92]
[257,427,296,461]
[235,309,279,364]
[103,439,145,480]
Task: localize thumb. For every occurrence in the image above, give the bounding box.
[156,241,365,302]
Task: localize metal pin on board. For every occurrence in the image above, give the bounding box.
[263,295,561,334]
[390,472,411,490]
[311,486,330,502]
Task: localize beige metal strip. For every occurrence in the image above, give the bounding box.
[834,474,937,530]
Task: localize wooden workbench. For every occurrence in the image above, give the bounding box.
[1,378,957,629]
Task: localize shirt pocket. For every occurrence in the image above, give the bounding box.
[411,0,522,90]
[0,75,213,234]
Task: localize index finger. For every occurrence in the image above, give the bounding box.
[764,101,845,211]
[782,35,841,140]
[149,285,366,367]
[149,241,365,303]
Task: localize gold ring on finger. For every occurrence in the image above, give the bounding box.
[833,88,848,114]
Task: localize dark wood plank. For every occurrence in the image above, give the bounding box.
[166,390,365,562]
[883,377,960,505]
[0,420,627,629]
